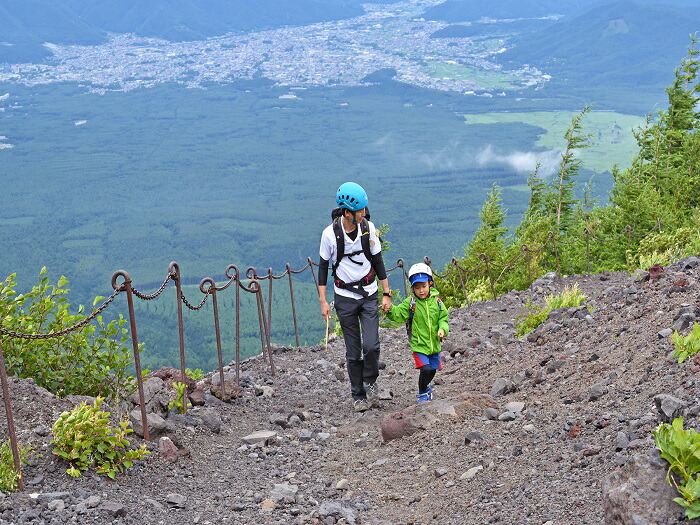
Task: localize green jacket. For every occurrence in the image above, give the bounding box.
[386,288,449,356]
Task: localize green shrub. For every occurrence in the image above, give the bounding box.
[515,300,549,338]
[653,417,700,519]
[0,268,136,401]
[545,283,586,310]
[185,368,204,380]
[673,323,700,363]
[0,440,30,492]
[167,381,190,414]
[467,278,493,304]
[51,397,149,479]
[515,284,587,337]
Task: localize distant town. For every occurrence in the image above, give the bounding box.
[0,0,548,95]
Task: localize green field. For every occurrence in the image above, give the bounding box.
[462,111,645,172]
[425,61,515,90]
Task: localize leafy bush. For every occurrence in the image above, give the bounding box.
[51,397,149,479]
[514,300,549,338]
[515,284,587,337]
[0,268,136,401]
[167,381,191,414]
[653,417,700,519]
[544,283,586,310]
[467,278,493,304]
[185,368,204,380]
[672,323,700,363]
[0,440,30,492]
[637,250,674,271]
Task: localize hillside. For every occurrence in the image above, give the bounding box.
[2,256,700,523]
[421,0,598,22]
[498,1,700,90]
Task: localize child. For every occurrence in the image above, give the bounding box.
[385,263,449,403]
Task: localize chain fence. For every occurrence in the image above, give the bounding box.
[0,219,663,489]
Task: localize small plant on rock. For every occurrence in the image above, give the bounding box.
[0,440,30,492]
[186,367,204,380]
[515,284,587,337]
[167,381,191,414]
[672,323,700,363]
[51,397,149,479]
[653,417,700,519]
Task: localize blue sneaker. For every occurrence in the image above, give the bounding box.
[416,391,431,403]
[426,384,433,400]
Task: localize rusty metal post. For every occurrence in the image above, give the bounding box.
[626,225,633,269]
[201,279,225,400]
[266,268,273,343]
[524,246,532,287]
[228,266,241,386]
[549,233,561,274]
[112,271,149,441]
[483,255,497,300]
[253,282,275,375]
[286,263,300,347]
[252,280,268,364]
[169,262,187,413]
[585,228,591,275]
[453,258,467,303]
[0,339,24,491]
[308,257,319,291]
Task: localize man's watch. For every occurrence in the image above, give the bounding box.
[383,290,392,297]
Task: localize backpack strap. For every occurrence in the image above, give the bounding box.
[331,217,345,277]
[359,218,372,262]
[405,297,417,338]
[331,216,374,278]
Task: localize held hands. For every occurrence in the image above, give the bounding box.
[381,295,392,313]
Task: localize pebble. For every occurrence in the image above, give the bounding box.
[166,493,187,508]
[336,479,349,490]
[460,465,483,480]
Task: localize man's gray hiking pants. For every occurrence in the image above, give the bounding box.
[334,292,380,401]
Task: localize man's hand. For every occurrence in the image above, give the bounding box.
[438,329,445,342]
[320,301,331,319]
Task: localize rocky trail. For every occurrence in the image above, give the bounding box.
[2,256,700,525]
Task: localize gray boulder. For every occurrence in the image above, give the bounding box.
[654,394,686,422]
[602,450,684,524]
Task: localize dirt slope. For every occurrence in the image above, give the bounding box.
[1,257,699,525]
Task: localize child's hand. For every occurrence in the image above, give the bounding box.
[438,329,445,342]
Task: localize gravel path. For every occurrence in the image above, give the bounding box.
[1,257,700,524]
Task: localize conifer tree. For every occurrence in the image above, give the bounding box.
[467,183,508,263]
[553,106,591,234]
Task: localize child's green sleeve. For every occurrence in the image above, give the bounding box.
[439,302,449,336]
[386,296,412,323]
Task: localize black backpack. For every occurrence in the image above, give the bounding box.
[330,207,375,297]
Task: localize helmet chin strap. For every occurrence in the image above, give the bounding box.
[344,209,358,226]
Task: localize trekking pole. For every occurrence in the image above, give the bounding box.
[325,316,330,352]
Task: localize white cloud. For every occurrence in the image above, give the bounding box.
[476,144,561,176]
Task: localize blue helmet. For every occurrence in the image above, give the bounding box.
[336,182,368,211]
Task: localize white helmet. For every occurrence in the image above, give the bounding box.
[408,263,433,285]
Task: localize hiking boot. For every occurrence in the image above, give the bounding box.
[416,392,431,404]
[426,384,433,400]
[364,382,380,408]
[353,398,370,412]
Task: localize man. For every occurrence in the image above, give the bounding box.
[318,182,392,412]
